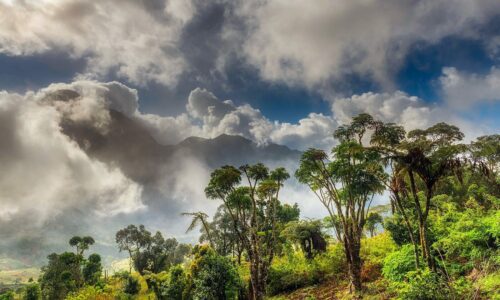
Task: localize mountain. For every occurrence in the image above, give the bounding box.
[61,109,301,185]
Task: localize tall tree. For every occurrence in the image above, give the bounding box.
[205,164,289,300]
[296,114,385,294]
[116,225,190,275]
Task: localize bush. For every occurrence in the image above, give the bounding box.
[188,245,241,300]
[361,232,397,265]
[382,244,416,282]
[476,271,500,300]
[24,282,41,300]
[396,269,450,300]
[0,291,14,300]
[123,274,140,295]
[361,261,382,282]
[66,286,113,300]
[267,243,345,295]
[146,265,188,300]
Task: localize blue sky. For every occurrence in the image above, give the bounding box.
[2,35,498,126]
[1,1,499,128]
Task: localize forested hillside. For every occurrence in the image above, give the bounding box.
[1,114,498,300]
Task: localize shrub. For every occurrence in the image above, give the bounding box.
[477,271,500,300]
[361,261,382,282]
[361,232,397,265]
[123,274,140,295]
[396,269,450,300]
[382,244,416,282]
[267,243,345,295]
[188,245,241,300]
[66,286,113,300]
[0,291,14,300]
[146,265,188,300]
[24,282,41,300]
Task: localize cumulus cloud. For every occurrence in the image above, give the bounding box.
[0,89,144,226]
[185,88,337,149]
[0,0,194,86]
[330,90,492,141]
[237,0,500,88]
[440,67,500,108]
[35,80,488,152]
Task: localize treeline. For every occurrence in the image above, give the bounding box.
[1,114,498,300]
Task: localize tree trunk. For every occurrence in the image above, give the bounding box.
[349,239,362,293]
[419,219,435,271]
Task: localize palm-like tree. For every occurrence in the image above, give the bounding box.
[182,212,213,247]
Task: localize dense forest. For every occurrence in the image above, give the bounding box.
[1,114,498,300]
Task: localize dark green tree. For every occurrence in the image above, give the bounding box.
[82,253,102,285]
[23,281,41,300]
[281,220,327,259]
[116,225,190,275]
[69,236,95,256]
[39,252,81,300]
[205,164,289,300]
[188,245,240,300]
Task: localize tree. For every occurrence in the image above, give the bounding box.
[365,212,383,237]
[116,225,190,275]
[188,245,240,300]
[39,252,82,300]
[281,220,327,259]
[182,211,214,247]
[470,134,499,175]
[115,225,149,273]
[200,205,241,260]
[82,254,102,285]
[296,114,386,293]
[205,164,289,300]
[69,236,95,256]
[373,121,466,271]
[23,281,41,300]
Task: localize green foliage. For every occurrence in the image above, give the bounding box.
[382,245,416,282]
[433,208,499,268]
[65,285,113,300]
[267,244,345,295]
[477,271,500,300]
[23,282,41,300]
[394,269,450,300]
[123,274,140,295]
[281,220,327,259]
[188,245,241,300]
[361,233,397,266]
[39,252,82,300]
[116,224,190,274]
[82,253,102,285]
[365,212,383,237]
[0,291,14,300]
[146,265,188,300]
[383,214,417,246]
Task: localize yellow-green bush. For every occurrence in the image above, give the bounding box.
[267,243,345,295]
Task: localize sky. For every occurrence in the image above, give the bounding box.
[0,0,499,263]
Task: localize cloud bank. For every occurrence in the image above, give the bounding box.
[0,90,144,225]
[2,0,499,91]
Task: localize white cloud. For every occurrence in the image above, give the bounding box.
[0,0,194,86]
[330,90,491,141]
[440,67,500,108]
[0,89,144,225]
[185,88,338,149]
[237,0,500,88]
